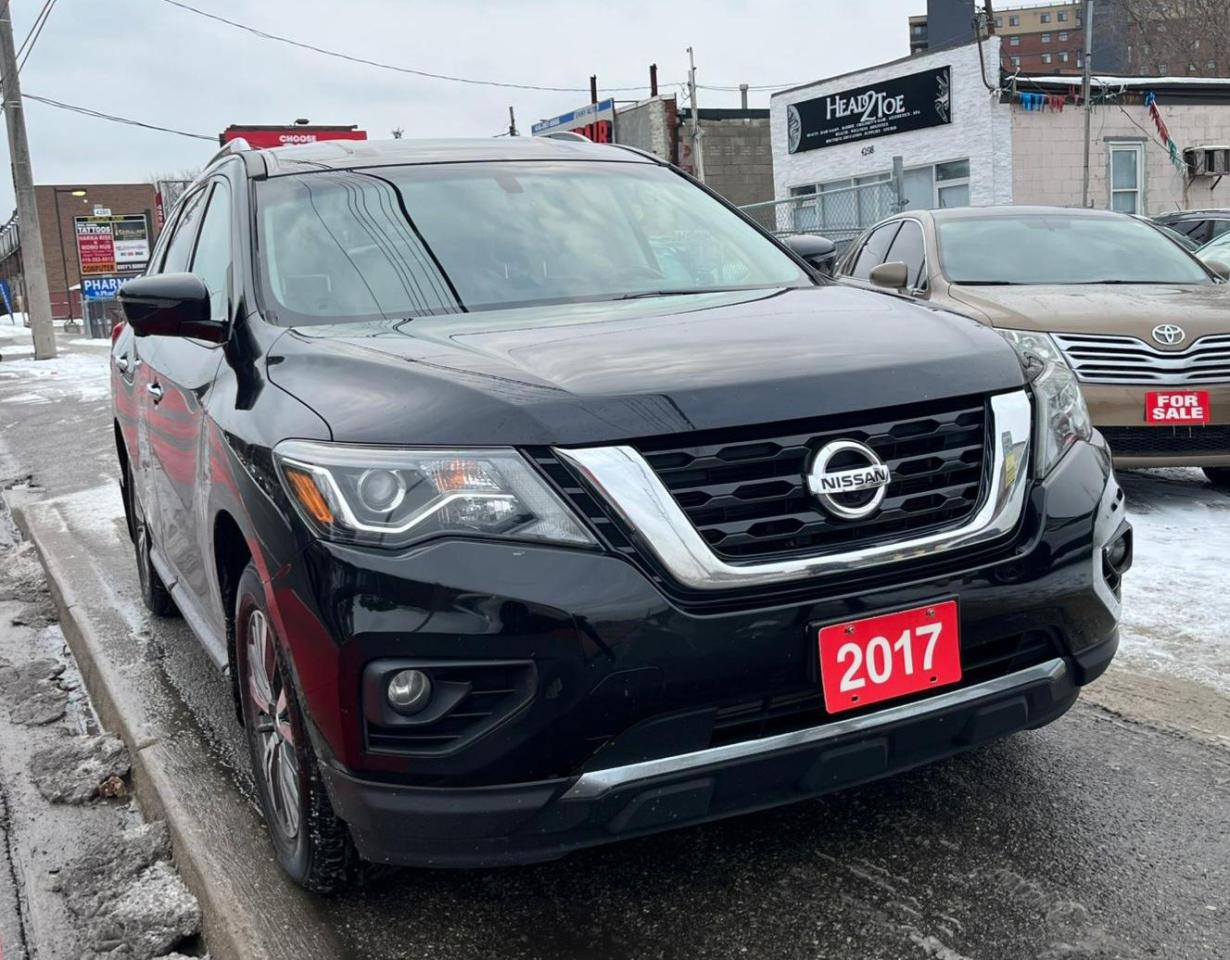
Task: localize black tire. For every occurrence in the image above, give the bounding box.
[130,477,178,618]
[234,563,359,894]
[1205,467,1230,491]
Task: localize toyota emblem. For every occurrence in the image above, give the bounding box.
[1151,323,1186,346]
[807,440,892,520]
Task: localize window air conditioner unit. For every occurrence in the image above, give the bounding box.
[1184,146,1230,176]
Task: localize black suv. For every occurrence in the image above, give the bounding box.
[112,138,1129,891]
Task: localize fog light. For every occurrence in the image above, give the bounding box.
[1104,530,1133,575]
[387,669,432,714]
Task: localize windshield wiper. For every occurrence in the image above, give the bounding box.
[954,280,1024,286]
[610,287,759,301]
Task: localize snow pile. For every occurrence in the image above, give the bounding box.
[1118,469,1230,695]
[0,348,111,405]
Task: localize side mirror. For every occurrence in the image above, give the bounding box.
[869,261,910,289]
[782,234,838,275]
[1204,258,1230,281]
[118,273,225,342]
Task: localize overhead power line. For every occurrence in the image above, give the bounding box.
[158,0,650,93]
[17,0,56,71]
[23,92,216,140]
[158,0,800,96]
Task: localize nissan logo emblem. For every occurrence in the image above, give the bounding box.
[807,440,892,520]
[1151,323,1186,346]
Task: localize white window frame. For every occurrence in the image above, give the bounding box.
[1010,34,1020,45]
[1058,10,1068,21]
[1041,32,1052,43]
[1011,55,1021,67]
[934,159,971,209]
[1107,140,1146,215]
[1009,14,1020,26]
[1060,51,1070,63]
[1041,53,1053,64]
[1058,31,1068,41]
[1040,11,1051,22]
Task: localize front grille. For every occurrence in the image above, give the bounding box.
[707,629,1059,748]
[631,397,988,560]
[1053,332,1230,385]
[1101,425,1230,457]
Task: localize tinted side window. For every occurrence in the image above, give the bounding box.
[160,189,208,274]
[884,220,927,289]
[191,183,232,324]
[1211,220,1230,239]
[851,223,901,280]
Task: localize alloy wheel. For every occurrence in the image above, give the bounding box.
[246,609,301,841]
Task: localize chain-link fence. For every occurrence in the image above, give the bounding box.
[739,177,904,251]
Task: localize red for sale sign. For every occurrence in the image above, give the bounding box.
[1146,391,1211,424]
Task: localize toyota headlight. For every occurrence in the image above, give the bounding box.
[274,441,596,549]
[998,329,1092,476]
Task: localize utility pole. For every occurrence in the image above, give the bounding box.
[1080,0,1095,208]
[508,106,518,137]
[687,46,705,182]
[0,5,55,359]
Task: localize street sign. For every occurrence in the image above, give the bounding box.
[74,214,151,276]
[81,276,126,300]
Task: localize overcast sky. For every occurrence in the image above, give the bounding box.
[3,0,927,214]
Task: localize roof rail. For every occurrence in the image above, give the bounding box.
[204,137,251,169]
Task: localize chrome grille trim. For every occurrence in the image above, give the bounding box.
[554,391,1032,591]
[1053,332,1230,385]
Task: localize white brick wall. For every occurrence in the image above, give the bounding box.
[1011,102,1230,214]
[770,39,1013,207]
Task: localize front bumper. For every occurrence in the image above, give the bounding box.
[1083,381,1230,467]
[276,437,1126,867]
[323,644,1113,867]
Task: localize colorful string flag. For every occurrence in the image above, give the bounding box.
[1016,92,1067,112]
[1145,91,1188,172]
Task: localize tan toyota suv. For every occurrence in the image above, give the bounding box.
[836,206,1230,488]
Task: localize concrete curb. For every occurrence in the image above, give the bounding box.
[8,489,345,960]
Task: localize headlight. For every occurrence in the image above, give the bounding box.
[274,441,596,549]
[998,329,1092,476]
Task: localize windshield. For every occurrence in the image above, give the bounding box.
[1197,232,1230,259]
[255,160,808,323]
[936,213,1213,285]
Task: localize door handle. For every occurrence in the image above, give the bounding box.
[147,382,163,402]
[114,355,129,372]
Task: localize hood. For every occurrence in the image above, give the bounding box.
[266,286,1026,446]
[947,283,1230,347]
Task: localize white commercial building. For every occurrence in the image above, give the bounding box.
[768,36,1230,239]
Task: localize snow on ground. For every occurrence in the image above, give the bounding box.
[0,349,110,405]
[1118,469,1230,696]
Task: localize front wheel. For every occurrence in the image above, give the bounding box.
[234,563,359,893]
[1204,467,1230,491]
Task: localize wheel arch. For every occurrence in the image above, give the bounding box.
[213,509,253,716]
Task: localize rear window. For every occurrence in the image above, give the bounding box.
[255,160,807,324]
[937,213,1213,285]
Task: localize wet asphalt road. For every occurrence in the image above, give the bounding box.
[1,338,1229,959]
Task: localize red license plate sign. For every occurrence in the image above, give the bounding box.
[818,600,961,714]
[1146,391,1210,425]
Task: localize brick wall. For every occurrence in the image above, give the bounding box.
[615,96,676,162]
[1011,101,1230,214]
[771,38,1013,208]
[684,114,774,206]
[34,183,158,319]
